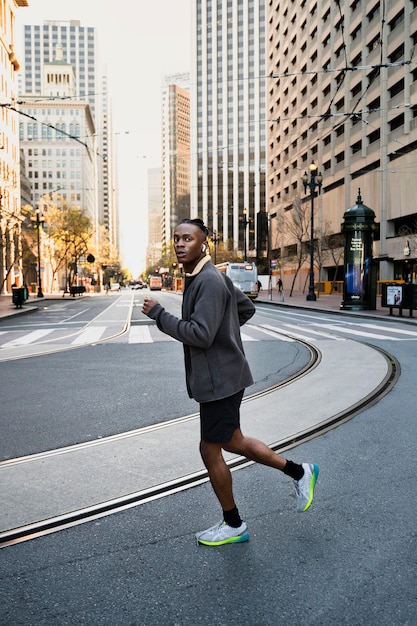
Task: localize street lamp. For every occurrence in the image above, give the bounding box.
[33,209,45,297]
[211,230,220,265]
[242,209,250,261]
[302,163,323,301]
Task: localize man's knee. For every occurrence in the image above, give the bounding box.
[200,440,221,465]
[222,428,245,455]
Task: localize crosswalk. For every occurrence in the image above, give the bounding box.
[1,319,417,349]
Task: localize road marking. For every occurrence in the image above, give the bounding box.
[323,324,402,340]
[248,324,295,342]
[281,322,345,340]
[2,329,54,347]
[128,326,153,343]
[71,327,106,345]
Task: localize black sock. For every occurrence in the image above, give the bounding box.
[282,460,304,481]
[223,506,242,528]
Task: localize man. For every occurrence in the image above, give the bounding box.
[142,218,318,546]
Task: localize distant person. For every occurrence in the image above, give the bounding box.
[278,278,283,292]
[142,218,319,546]
[257,279,262,292]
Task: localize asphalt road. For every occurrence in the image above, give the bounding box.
[0,301,416,625]
[0,340,310,461]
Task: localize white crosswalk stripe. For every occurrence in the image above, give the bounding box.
[128,326,153,343]
[71,327,106,345]
[280,322,345,341]
[248,324,295,342]
[1,328,54,347]
[321,324,408,341]
[1,319,417,349]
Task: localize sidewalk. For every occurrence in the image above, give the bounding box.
[258,287,417,323]
[0,291,95,320]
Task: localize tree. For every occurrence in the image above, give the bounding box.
[26,196,95,291]
[0,202,28,293]
[281,196,310,296]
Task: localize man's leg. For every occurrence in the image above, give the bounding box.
[199,439,236,511]
[223,428,319,513]
[196,439,249,545]
[222,428,287,470]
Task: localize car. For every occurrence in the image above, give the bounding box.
[110,282,121,292]
[130,281,145,290]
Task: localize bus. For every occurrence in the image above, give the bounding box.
[149,275,163,291]
[216,262,259,299]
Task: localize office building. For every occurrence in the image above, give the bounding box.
[0,0,29,293]
[19,44,97,226]
[161,73,190,247]
[267,0,417,286]
[20,19,118,250]
[191,0,267,258]
[147,166,163,268]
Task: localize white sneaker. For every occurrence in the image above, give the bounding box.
[294,463,319,512]
[195,520,250,546]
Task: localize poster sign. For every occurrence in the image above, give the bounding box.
[386,285,403,307]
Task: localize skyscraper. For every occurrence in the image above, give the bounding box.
[161,73,190,247]
[20,20,118,251]
[191,0,266,258]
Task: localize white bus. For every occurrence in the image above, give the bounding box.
[216,262,259,299]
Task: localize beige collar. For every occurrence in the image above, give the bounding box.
[185,255,211,277]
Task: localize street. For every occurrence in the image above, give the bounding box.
[0,294,416,625]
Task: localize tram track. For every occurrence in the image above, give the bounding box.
[0,329,399,549]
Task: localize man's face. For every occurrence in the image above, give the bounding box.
[173,224,206,271]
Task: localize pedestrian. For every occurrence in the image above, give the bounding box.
[142,218,318,546]
[277,277,284,302]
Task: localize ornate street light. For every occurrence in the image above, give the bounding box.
[302,163,323,301]
[242,208,250,261]
[32,209,45,297]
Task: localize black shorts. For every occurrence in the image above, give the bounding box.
[200,389,245,443]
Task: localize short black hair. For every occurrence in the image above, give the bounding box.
[178,218,209,237]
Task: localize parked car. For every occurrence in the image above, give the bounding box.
[111,282,121,292]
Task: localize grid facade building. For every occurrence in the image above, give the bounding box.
[161,74,190,247]
[0,0,28,293]
[20,20,118,251]
[191,0,267,258]
[267,0,417,286]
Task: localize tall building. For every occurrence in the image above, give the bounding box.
[19,45,97,223]
[147,166,163,268]
[267,0,417,286]
[0,0,29,293]
[191,0,266,259]
[161,73,190,247]
[19,20,118,251]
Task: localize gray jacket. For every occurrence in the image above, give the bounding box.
[147,261,255,402]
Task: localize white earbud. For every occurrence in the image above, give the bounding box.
[201,244,206,252]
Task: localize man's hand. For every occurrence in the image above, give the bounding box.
[142,296,158,316]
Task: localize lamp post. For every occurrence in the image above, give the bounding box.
[33,209,44,297]
[242,209,249,261]
[212,230,220,264]
[302,163,323,301]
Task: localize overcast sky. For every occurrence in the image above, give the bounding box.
[15,0,191,275]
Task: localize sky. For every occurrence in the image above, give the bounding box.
[15,0,191,276]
